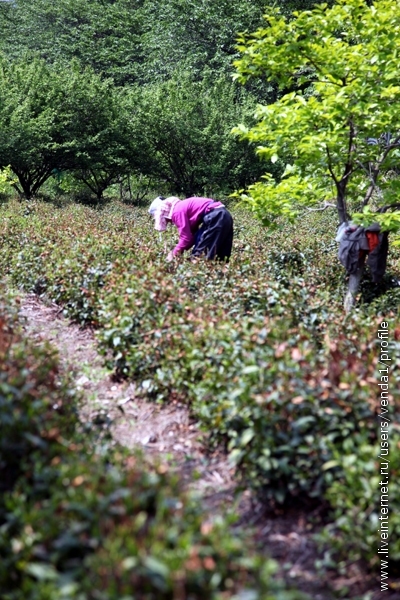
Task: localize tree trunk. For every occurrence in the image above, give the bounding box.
[336,180,349,225]
[336,173,364,312]
[17,176,33,200]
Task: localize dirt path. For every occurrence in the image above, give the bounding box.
[19,293,236,508]
[19,293,391,600]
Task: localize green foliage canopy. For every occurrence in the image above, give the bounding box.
[233,0,400,231]
[0,0,268,85]
[0,57,141,199]
[0,0,144,86]
[134,75,264,196]
[139,0,268,83]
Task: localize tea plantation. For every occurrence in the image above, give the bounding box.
[0,282,307,599]
[1,198,399,597]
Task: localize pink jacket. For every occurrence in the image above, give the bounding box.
[171,197,223,255]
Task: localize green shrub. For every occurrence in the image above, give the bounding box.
[0,290,307,600]
[317,437,400,571]
[0,290,77,505]
[2,451,299,600]
[1,199,400,532]
[160,316,385,504]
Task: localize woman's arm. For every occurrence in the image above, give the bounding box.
[171,208,195,255]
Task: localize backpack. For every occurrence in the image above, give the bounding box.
[338,222,389,281]
[338,225,369,274]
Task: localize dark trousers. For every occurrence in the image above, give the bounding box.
[192,207,233,261]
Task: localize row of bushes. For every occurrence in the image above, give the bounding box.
[0,285,306,599]
[1,199,399,575]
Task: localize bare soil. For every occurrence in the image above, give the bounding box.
[19,293,398,600]
[19,294,235,505]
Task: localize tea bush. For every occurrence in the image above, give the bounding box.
[0,289,306,600]
[3,454,298,600]
[317,438,400,571]
[153,314,393,505]
[314,321,400,572]
[0,288,77,504]
[1,198,399,574]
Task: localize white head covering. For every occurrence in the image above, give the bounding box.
[148,196,165,216]
[154,196,181,231]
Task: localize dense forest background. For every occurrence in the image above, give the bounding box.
[0,0,323,201]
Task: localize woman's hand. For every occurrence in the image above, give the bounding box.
[166,251,174,262]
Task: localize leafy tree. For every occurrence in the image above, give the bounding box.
[139,0,328,89]
[0,0,327,88]
[232,0,400,235]
[139,0,268,83]
[0,0,145,85]
[133,74,264,196]
[0,57,73,199]
[67,88,146,201]
[0,57,139,199]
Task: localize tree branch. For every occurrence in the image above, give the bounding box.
[378,202,400,213]
[362,135,400,206]
[325,145,338,184]
[301,201,336,213]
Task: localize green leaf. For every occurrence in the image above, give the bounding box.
[143,557,170,578]
[25,563,58,581]
[322,460,339,471]
[241,428,255,446]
